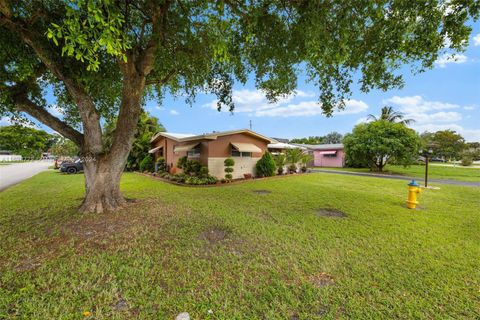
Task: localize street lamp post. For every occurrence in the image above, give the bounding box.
[420,147,434,188]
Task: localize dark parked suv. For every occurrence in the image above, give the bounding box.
[60,159,83,174]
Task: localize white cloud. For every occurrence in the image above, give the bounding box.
[411,111,462,123]
[435,53,467,68]
[169,110,179,115]
[0,116,38,129]
[385,95,479,141]
[464,105,476,111]
[413,123,480,141]
[335,100,369,115]
[384,95,460,114]
[355,117,370,125]
[0,117,12,126]
[204,89,368,118]
[473,33,480,46]
[47,105,63,118]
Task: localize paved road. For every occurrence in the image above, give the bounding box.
[0,161,52,192]
[311,169,480,187]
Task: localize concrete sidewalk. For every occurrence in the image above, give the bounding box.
[0,161,53,192]
[311,169,480,187]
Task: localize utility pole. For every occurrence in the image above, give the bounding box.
[249,120,252,130]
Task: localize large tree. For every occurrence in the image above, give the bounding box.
[290,136,325,145]
[0,125,54,158]
[1,1,478,212]
[431,130,466,160]
[343,121,421,171]
[323,132,343,144]
[50,135,79,157]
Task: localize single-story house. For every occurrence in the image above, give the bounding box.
[293,143,345,167]
[149,129,274,179]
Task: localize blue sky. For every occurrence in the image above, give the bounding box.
[147,28,480,142]
[2,28,479,142]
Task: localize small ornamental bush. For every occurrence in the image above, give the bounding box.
[224,158,235,180]
[177,156,188,170]
[155,157,167,172]
[158,171,217,185]
[461,155,473,166]
[139,154,154,172]
[256,152,276,177]
[184,159,202,175]
[200,166,209,177]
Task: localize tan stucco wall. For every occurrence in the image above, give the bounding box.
[207,133,268,157]
[152,132,269,176]
[208,157,261,179]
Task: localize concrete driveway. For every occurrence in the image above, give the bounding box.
[0,161,52,192]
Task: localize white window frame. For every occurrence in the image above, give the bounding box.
[231,149,252,157]
[187,146,201,157]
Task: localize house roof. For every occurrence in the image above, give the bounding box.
[151,129,275,143]
[150,132,195,142]
[292,143,344,150]
[270,137,289,143]
[268,142,306,150]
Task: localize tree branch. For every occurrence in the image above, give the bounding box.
[145,69,177,85]
[1,5,103,153]
[13,94,84,146]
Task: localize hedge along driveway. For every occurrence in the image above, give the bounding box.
[0,171,479,319]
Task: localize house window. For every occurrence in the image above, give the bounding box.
[323,153,337,158]
[187,146,201,157]
[231,150,252,157]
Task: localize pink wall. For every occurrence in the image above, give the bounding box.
[313,149,345,167]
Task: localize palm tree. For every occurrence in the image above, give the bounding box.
[274,154,286,174]
[367,106,415,125]
[286,148,304,173]
[300,153,313,172]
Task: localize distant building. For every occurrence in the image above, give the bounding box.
[0,150,22,161]
[292,143,345,167]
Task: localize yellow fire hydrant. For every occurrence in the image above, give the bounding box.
[406,180,421,209]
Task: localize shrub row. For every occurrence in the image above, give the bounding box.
[156,172,217,185]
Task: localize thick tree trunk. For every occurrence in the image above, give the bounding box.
[79,156,127,213]
[78,66,147,213]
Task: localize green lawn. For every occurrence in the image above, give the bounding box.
[317,164,480,182]
[1,171,479,319]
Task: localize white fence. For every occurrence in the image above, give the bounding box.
[0,155,22,161]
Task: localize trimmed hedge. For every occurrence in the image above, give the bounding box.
[256,152,276,177]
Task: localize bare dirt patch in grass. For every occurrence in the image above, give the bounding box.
[309,272,335,288]
[14,258,42,272]
[253,189,271,194]
[10,199,185,272]
[200,226,231,244]
[112,297,129,312]
[316,208,347,218]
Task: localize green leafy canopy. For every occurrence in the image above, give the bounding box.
[343,120,421,171]
[1,0,478,126]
